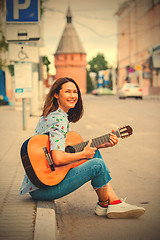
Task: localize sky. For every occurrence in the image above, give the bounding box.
[40,0,125,74]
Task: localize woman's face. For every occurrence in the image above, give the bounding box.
[54,82,78,113]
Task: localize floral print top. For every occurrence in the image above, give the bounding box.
[20,107,70,195]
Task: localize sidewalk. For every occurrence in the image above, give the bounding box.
[0,103,57,240]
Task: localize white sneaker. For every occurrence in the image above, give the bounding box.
[95,203,108,216]
[107,200,145,219]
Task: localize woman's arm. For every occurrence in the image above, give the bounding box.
[52,139,97,166]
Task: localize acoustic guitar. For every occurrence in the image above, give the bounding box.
[20,125,133,188]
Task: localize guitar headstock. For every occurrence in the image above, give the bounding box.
[118,125,133,139]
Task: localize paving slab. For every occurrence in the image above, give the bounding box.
[0,104,57,240]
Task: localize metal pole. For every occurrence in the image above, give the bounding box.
[22,98,27,130]
[30,63,39,116]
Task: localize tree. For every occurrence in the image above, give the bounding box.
[88,53,108,79]
[87,70,94,93]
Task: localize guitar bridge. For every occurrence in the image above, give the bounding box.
[43,147,55,171]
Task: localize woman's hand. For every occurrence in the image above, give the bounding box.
[98,132,118,149]
[83,139,97,159]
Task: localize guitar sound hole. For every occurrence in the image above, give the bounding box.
[65,146,75,153]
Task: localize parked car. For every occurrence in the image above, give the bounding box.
[118,83,143,99]
[92,87,114,96]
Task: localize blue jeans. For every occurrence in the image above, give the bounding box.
[30,150,112,201]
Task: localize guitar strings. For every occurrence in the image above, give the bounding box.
[73,130,120,153]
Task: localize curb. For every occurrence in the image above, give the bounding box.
[34,201,57,240]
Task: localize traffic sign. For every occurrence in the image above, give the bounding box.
[6,23,40,42]
[9,43,39,63]
[14,62,32,98]
[6,0,39,22]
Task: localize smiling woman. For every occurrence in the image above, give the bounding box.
[42,77,83,122]
[20,77,145,219]
[54,82,78,113]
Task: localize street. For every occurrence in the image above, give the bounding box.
[55,95,160,240]
[0,95,160,240]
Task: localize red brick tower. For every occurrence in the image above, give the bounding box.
[54,7,87,93]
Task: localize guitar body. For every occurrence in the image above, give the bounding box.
[20,125,133,188]
[20,131,87,188]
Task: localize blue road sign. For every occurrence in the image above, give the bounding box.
[6,0,39,22]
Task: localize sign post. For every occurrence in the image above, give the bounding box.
[14,62,32,130]
[104,70,110,86]
[5,0,40,130]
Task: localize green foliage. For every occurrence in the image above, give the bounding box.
[40,0,48,18]
[42,56,51,72]
[0,59,4,69]
[0,35,8,51]
[7,64,14,76]
[0,33,8,52]
[87,70,94,93]
[88,53,108,78]
[0,32,8,70]
[40,0,45,18]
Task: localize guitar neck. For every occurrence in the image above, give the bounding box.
[73,130,121,153]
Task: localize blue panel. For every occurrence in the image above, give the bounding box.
[0,69,8,102]
[104,80,109,85]
[0,69,6,96]
[6,0,39,22]
[98,83,103,87]
[98,76,104,79]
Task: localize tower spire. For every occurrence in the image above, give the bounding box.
[55,5,85,54]
[66,5,72,23]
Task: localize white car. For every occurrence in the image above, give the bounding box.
[118,83,143,99]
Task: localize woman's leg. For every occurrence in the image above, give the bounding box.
[95,182,119,204]
[91,150,119,204]
[92,153,145,218]
[30,151,112,201]
[30,149,145,218]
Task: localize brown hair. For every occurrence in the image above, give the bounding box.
[42,77,84,123]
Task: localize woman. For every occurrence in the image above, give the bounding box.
[20,77,145,219]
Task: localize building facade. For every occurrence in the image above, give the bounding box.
[116,0,160,95]
[54,7,87,93]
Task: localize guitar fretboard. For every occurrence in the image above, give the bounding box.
[73,130,120,153]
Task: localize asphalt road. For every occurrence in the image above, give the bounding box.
[56,95,160,240]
